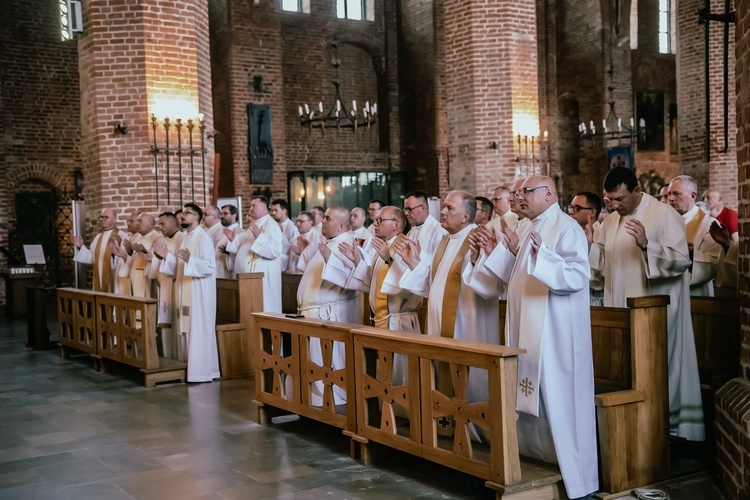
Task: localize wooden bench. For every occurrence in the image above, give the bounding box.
[57,288,186,386]
[690,296,740,388]
[281,272,301,314]
[215,273,264,379]
[252,313,537,498]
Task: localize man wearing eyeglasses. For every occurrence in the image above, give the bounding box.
[590,167,704,442]
[396,190,500,419]
[224,196,283,313]
[403,190,447,263]
[464,176,598,499]
[486,186,518,235]
[153,203,219,382]
[288,211,319,274]
[568,192,604,306]
[72,208,121,292]
[270,199,299,273]
[473,196,493,226]
[296,206,359,406]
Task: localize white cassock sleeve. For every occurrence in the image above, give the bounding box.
[690,232,721,287]
[527,226,590,293]
[160,252,178,276]
[380,256,414,298]
[462,241,515,300]
[642,212,692,278]
[398,261,431,298]
[184,235,216,278]
[73,245,94,264]
[250,227,283,261]
[346,258,372,293]
[321,248,355,288]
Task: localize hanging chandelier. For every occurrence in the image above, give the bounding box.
[298,36,377,135]
[578,84,643,146]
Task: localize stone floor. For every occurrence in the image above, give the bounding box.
[0,309,727,499]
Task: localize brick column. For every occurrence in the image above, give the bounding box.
[713,1,750,499]
[78,0,214,221]
[443,0,539,196]
[676,0,736,202]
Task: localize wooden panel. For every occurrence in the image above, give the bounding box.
[56,288,98,355]
[216,278,240,325]
[281,273,301,314]
[690,297,740,382]
[95,293,159,371]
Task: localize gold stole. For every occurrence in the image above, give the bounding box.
[134,231,159,271]
[372,234,406,328]
[430,229,476,394]
[685,208,706,244]
[92,229,117,292]
[177,227,204,336]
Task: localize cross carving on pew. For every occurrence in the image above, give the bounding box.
[437,416,451,430]
[520,377,534,397]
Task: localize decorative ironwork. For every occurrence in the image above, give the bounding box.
[298,37,377,135]
[149,114,209,208]
[513,132,549,179]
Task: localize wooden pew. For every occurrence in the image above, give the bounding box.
[252,313,531,497]
[690,296,740,388]
[499,296,671,495]
[281,273,301,314]
[56,288,186,387]
[215,273,264,379]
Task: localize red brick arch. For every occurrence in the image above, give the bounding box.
[8,165,67,191]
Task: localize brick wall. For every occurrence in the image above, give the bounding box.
[212,0,398,210]
[78,0,214,229]
[677,0,737,203]
[0,0,82,306]
[714,2,750,498]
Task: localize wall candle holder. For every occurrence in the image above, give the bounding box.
[149,113,209,208]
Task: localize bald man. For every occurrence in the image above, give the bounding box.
[295,207,359,406]
[349,207,373,243]
[72,208,121,292]
[464,176,598,499]
[128,212,161,298]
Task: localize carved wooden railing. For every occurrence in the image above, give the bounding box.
[57,288,99,355]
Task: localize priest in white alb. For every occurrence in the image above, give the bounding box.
[72,208,120,292]
[296,207,359,406]
[463,176,598,499]
[149,212,184,359]
[396,190,499,405]
[270,199,299,273]
[225,197,283,313]
[590,167,704,441]
[403,190,447,263]
[154,203,219,383]
[667,175,723,296]
[341,206,422,386]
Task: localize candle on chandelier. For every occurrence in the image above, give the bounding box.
[352,100,357,112]
[602,119,607,131]
[318,102,323,113]
[630,117,634,127]
[372,103,377,114]
[298,106,303,117]
[336,100,341,112]
[304,103,310,115]
[617,118,622,131]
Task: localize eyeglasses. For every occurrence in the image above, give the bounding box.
[296,219,312,224]
[374,217,397,225]
[183,211,199,217]
[404,205,425,213]
[567,205,594,214]
[491,196,509,202]
[517,186,549,196]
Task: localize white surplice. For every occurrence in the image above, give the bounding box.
[464,204,598,499]
[73,228,118,292]
[406,214,448,263]
[150,231,185,359]
[226,214,283,313]
[682,205,722,296]
[347,234,423,385]
[288,229,320,274]
[160,226,219,382]
[399,224,500,405]
[278,218,300,273]
[297,232,359,406]
[117,232,142,296]
[590,193,705,441]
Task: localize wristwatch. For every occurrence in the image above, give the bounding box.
[384,256,394,265]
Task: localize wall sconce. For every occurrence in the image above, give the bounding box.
[114,122,128,135]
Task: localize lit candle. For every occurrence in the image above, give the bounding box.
[198,113,204,121]
[617,118,622,131]
[304,103,309,115]
[298,105,303,116]
[336,100,341,112]
[630,117,634,127]
[602,119,607,131]
[318,101,323,113]
[590,120,594,131]
[372,103,377,114]
[365,101,370,113]
[352,100,357,112]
